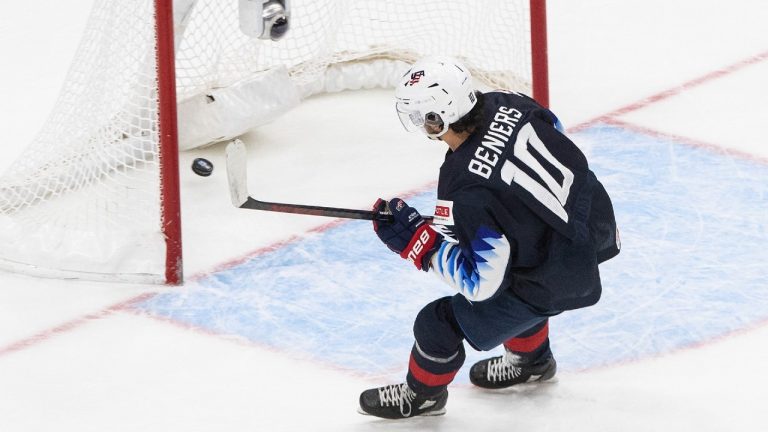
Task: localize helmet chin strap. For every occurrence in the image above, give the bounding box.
[425,128,447,140]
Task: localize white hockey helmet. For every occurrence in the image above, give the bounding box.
[395,56,478,139]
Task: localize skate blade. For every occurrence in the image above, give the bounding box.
[356,407,447,418]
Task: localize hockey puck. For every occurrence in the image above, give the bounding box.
[191,158,214,177]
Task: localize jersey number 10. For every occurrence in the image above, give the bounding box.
[500,123,574,223]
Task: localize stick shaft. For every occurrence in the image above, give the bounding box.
[242,197,382,221]
[241,197,434,224]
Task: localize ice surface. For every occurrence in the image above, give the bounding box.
[1,1,768,431]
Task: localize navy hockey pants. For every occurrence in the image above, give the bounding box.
[407,289,558,395]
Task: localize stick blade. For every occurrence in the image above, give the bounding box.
[225,139,249,207]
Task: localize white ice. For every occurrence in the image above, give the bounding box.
[1,1,768,431]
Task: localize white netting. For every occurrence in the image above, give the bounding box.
[174,0,532,98]
[0,0,533,283]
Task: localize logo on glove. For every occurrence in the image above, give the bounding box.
[405,228,433,264]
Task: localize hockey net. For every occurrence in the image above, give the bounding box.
[0,0,545,284]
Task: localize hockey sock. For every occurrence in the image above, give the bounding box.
[407,297,466,396]
[502,319,551,364]
[406,342,465,396]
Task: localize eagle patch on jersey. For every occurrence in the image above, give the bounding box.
[433,200,454,225]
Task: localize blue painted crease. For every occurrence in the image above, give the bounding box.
[137,124,768,378]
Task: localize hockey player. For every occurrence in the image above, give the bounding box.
[359,57,620,419]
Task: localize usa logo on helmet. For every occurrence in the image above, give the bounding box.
[408,70,425,86]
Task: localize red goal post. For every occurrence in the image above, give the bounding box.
[0,0,549,284]
[156,0,183,285]
[530,0,550,108]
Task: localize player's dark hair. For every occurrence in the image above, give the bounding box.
[449,91,484,134]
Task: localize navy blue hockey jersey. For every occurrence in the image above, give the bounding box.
[428,91,620,312]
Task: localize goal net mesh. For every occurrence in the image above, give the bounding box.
[0,0,532,283]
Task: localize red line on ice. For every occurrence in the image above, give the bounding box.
[601,117,768,165]
[3,50,768,358]
[569,49,768,133]
[0,293,155,358]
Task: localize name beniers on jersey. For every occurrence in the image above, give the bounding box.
[468,105,523,179]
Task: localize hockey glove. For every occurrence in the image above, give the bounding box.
[372,198,442,271]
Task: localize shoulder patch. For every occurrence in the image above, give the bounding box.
[433,200,454,225]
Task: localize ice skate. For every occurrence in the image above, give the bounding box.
[358,382,448,419]
[469,351,557,389]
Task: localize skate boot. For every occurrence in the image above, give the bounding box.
[358,382,448,419]
[469,351,557,389]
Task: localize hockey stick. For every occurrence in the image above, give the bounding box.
[225,140,434,223]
